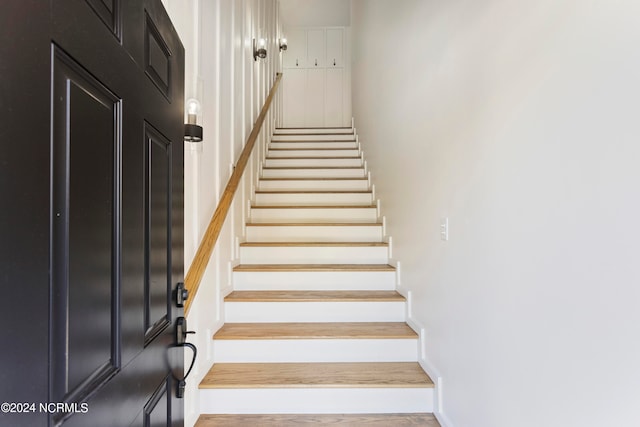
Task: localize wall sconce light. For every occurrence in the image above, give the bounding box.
[253,38,267,61]
[279,38,288,51]
[184,98,203,142]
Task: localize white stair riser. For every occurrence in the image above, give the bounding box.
[255,192,373,206]
[264,158,362,168]
[224,301,405,322]
[233,271,396,290]
[250,207,377,223]
[261,168,366,179]
[268,149,360,158]
[274,128,353,135]
[272,135,355,142]
[270,142,358,149]
[239,245,388,264]
[212,339,418,363]
[246,225,383,242]
[200,388,434,414]
[258,179,369,191]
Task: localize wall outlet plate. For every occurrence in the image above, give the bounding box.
[440,217,449,241]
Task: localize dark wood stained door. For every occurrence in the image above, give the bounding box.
[0,1,185,426]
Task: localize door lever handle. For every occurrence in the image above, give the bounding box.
[176,317,195,345]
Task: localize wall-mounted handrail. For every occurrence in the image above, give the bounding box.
[184,72,283,314]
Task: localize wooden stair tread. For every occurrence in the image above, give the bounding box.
[269,147,357,150]
[239,241,386,247]
[273,133,354,136]
[267,155,361,159]
[259,177,368,181]
[275,127,353,130]
[224,290,403,302]
[200,362,434,389]
[196,413,440,427]
[213,322,417,340]
[245,222,382,227]
[262,166,363,170]
[250,205,376,209]
[255,190,372,194]
[233,264,395,272]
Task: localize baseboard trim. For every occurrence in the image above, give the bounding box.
[405,312,456,427]
[435,410,455,427]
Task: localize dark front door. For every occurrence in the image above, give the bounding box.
[0,1,185,426]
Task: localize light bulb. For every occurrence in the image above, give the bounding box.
[186,98,201,124]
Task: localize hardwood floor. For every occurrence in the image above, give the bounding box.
[195,413,441,426]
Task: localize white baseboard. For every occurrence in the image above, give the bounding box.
[435,410,455,427]
[405,312,456,426]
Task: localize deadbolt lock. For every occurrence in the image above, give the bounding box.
[175,282,189,307]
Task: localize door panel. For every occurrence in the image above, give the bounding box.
[305,69,325,127]
[85,0,121,37]
[283,69,307,128]
[144,376,171,427]
[326,28,344,68]
[145,123,173,345]
[0,1,184,426]
[306,29,325,68]
[283,28,306,68]
[325,68,344,127]
[50,47,122,409]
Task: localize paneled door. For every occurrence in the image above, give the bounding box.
[0,1,185,426]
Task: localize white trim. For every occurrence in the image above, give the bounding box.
[200,388,434,414]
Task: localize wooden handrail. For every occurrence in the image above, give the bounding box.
[184,73,282,314]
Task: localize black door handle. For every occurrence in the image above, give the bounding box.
[173,317,197,398]
[176,316,195,345]
[315,59,318,66]
[333,59,336,66]
[176,342,197,398]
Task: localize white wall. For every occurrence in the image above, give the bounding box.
[351,1,640,426]
[280,0,350,26]
[163,1,282,426]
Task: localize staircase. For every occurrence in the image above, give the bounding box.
[196,127,435,423]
